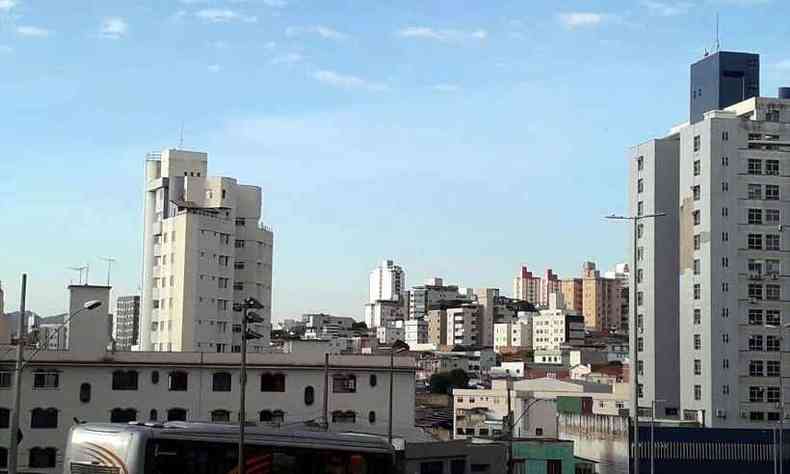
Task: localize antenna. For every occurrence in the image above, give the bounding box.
[715,12,720,53]
[67,265,88,285]
[99,257,116,287]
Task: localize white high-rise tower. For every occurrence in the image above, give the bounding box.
[368,259,405,303]
[140,149,274,353]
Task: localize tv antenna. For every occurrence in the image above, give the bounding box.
[99,257,116,286]
[714,12,720,53]
[67,264,89,285]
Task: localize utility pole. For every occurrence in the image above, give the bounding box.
[388,350,394,445]
[323,353,329,430]
[605,211,666,474]
[238,297,264,474]
[8,274,26,474]
[506,375,513,474]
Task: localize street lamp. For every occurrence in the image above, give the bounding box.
[8,278,101,474]
[766,322,790,474]
[605,211,666,474]
[238,296,264,474]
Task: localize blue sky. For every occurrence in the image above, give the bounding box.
[2,0,789,320]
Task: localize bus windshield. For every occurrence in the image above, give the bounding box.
[146,438,390,474]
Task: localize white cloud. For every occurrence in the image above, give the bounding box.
[313,70,387,92]
[208,64,221,73]
[100,17,128,39]
[0,0,16,12]
[397,26,488,43]
[433,83,461,92]
[643,1,693,16]
[195,9,257,23]
[286,25,347,40]
[270,52,303,65]
[16,25,50,37]
[557,12,606,29]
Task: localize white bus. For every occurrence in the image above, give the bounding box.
[63,422,398,474]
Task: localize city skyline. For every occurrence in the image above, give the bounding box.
[4,0,790,319]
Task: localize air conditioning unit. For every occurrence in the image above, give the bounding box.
[715,409,727,419]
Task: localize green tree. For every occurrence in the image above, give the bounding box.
[429,369,470,394]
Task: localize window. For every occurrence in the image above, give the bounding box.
[694,234,701,250]
[218,278,228,289]
[79,382,91,403]
[750,335,764,352]
[768,336,781,352]
[693,136,701,152]
[212,372,232,392]
[722,307,729,318]
[368,410,376,424]
[693,259,700,275]
[722,256,728,268]
[331,410,356,423]
[637,383,643,398]
[768,361,781,377]
[693,185,701,200]
[722,207,728,217]
[637,291,644,306]
[750,386,765,402]
[722,231,729,242]
[749,159,762,175]
[304,386,315,406]
[768,387,781,403]
[233,282,244,291]
[234,261,245,270]
[722,333,729,344]
[421,461,443,474]
[749,184,763,200]
[749,309,764,325]
[722,282,728,293]
[767,234,781,251]
[29,447,56,468]
[637,246,644,261]
[694,385,701,401]
[637,360,644,376]
[260,373,286,392]
[637,313,644,329]
[30,408,58,428]
[748,234,763,250]
[722,156,729,166]
[767,185,780,201]
[693,309,701,324]
[333,374,357,393]
[168,371,188,391]
[151,371,159,384]
[369,374,378,387]
[167,408,187,421]
[693,334,701,350]
[693,284,701,300]
[750,360,764,376]
[150,409,158,421]
[722,182,729,192]
[259,409,285,424]
[33,371,59,389]
[750,411,765,421]
[723,131,729,141]
[112,370,139,390]
[637,337,644,352]
[110,408,137,423]
[723,359,730,369]
[211,410,230,422]
[767,310,781,326]
[235,218,246,226]
[767,209,781,224]
[723,385,730,395]
[0,372,11,389]
[0,408,8,428]
[749,284,764,300]
[767,160,780,176]
[637,156,644,171]
[693,359,701,375]
[637,179,644,193]
[693,210,701,226]
[767,284,781,301]
[748,209,763,224]
[637,201,644,216]
[235,239,245,248]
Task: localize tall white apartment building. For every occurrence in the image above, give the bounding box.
[369,259,405,303]
[513,265,541,305]
[493,315,533,354]
[140,149,274,353]
[629,135,681,418]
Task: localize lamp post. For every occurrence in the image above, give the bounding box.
[8,274,101,474]
[238,297,264,474]
[606,211,666,474]
[766,322,790,474]
[650,399,666,474]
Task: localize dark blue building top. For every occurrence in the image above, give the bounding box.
[690,51,760,123]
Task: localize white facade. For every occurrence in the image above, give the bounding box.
[376,320,405,344]
[404,319,428,347]
[0,350,418,473]
[493,316,533,354]
[445,306,482,347]
[140,149,274,353]
[453,388,558,440]
[364,299,405,329]
[302,313,356,340]
[368,259,405,304]
[532,306,584,353]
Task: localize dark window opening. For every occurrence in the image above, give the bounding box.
[168,371,188,391]
[260,373,285,392]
